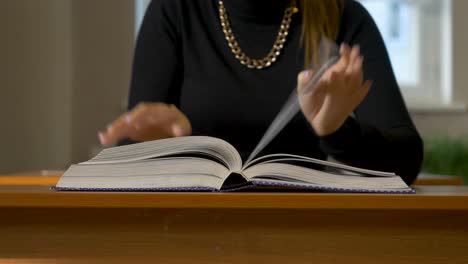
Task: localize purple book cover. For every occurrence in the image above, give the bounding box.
[52,182,416,194]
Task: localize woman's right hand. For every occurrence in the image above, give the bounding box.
[98,103,192,146]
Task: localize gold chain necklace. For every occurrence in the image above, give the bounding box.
[218,1,298,70]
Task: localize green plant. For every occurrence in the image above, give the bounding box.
[422,136,468,184]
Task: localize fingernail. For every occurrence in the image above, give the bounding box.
[172,124,184,137]
[98,132,107,145]
[341,43,349,54]
[125,115,132,124]
[344,43,351,52]
[304,70,311,78]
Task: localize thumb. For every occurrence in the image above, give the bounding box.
[297,70,314,93]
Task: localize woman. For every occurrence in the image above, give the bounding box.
[99,0,423,184]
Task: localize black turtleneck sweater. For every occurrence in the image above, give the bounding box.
[127,0,423,184]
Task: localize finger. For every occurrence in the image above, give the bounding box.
[310,78,329,96]
[320,63,346,91]
[299,70,327,97]
[171,123,185,137]
[110,107,149,141]
[125,102,156,126]
[132,111,178,136]
[128,104,177,130]
[323,69,338,85]
[111,113,133,135]
[340,43,351,61]
[99,125,129,146]
[349,45,360,67]
[109,113,129,131]
[99,113,133,146]
[333,57,348,76]
[98,131,111,146]
[346,45,361,79]
[297,70,315,93]
[338,43,351,70]
[100,103,176,145]
[354,55,364,80]
[348,55,364,89]
[124,102,170,125]
[126,119,186,141]
[357,80,372,102]
[130,103,189,139]
[299,81,327,118]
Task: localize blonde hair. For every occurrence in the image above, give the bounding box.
[299,0,342,67]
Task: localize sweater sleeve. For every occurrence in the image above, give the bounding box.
[119,0,182,146]
[319,0,424,184]
[128,0,183,110]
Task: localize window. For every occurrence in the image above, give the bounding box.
[135,0,151,34]
[360,0,453,107]
[134,0,455,108]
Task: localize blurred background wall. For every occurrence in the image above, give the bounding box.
[0,0,467,174]
[1,0,132,173]
[71,0,134,163]
[2,0,74,173]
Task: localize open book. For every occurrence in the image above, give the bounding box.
[55,136,414,194]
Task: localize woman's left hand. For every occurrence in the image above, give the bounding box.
[298,44,372,137]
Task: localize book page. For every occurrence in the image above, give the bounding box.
[83,136,242,172]
[243,163,409,191]
[57,157,231,190]
[244,154,395,177]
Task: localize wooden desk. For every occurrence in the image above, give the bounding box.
[416,173,464,186]
[1,172,464,187]
[0,170,63,185]
[1,185,468,263]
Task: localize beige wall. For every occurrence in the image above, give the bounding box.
[71,0,134,162]
[0,0,133,173]
[1,0,73,173]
